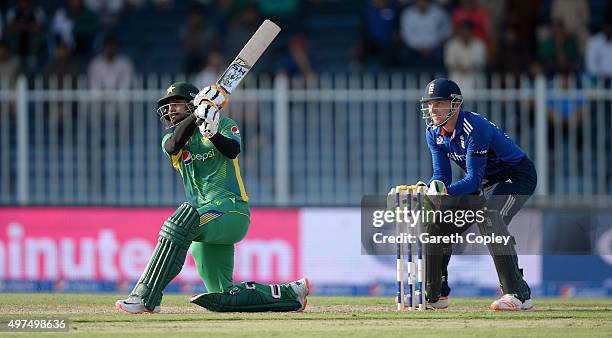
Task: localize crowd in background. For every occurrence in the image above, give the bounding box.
[0,0,610,202]
[360,0,612,87]
[0,0,611,92]
[0,0,314,88]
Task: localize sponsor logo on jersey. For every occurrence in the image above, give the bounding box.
[436,135,444,144]
[460,135,465,149]
[447,152,466,161]
[190,149,216,162]
[182,150,192,165]
[231,126,240,136]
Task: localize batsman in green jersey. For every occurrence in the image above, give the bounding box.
[116,82,309,314]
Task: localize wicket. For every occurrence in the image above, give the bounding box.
[388,185,427,311]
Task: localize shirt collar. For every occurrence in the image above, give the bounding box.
[437,108,464,139]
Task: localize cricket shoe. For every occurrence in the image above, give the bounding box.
[289,277,310,311]
[115,296,161,314]
[490,294,533,311]
[428,296,450,309]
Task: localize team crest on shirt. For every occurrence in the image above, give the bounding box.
[460,135,465,149]
[436,135,444,145]
[182,150,192,165]
[231,126,240,136]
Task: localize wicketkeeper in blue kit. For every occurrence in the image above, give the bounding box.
[421,78,537,311]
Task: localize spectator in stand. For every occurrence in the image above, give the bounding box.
[5,0,46,71]
[545,73,585,190]
[546,73,584,150]
[0,41,20,84]
[537,20,580,76]
[43,41,80,120]
[180,10,216,76]
[585,23,612,79]
[87,37,134,90]
[491,25,533,81]
[360,0,399,68]
[43,41,79,87]
[399,0,451,71]
[505,0,542,56]
[444,20,486,96]
[192,50,225,89]
[278,34,317,82]
[451,0,494,57]
[50,0,100,65]
[551,0,589,52]
[49,7,73,48]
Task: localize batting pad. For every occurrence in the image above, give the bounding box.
[190,282,302,312]
[131,202,199,310]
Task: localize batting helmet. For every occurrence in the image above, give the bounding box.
[420,78,463,127]
[157,82,199,128]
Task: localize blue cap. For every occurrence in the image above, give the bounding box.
[420,78,462,103]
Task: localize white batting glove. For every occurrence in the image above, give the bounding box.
[196,104,220,138]
[194,85,228,109]
[194,103,218,121]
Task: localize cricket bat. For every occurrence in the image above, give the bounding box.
[213,19,281,96]
[195,20,280,126]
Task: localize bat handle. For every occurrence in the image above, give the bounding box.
[216,84,230,96]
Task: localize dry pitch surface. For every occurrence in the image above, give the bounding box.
[0,294,610,337]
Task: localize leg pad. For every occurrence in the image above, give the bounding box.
[478,211,530,300]
[131,202,200,310]
[190,282,302,312]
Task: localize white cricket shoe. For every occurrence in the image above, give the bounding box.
[115,296,161,314]
[289,277,310,312]
[490,294,533,311]
[428,296,450,309]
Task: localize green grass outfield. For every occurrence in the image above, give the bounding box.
[0,294,610,337]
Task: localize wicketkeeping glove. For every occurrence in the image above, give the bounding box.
[425,179,448,211]
[427,180,448,195]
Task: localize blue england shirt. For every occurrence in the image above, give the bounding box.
[426,109,526,195]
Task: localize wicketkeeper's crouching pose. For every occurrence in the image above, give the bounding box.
[420,78,536,311]
[116,82,309,313]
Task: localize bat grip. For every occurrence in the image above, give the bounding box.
[216,84,230,96]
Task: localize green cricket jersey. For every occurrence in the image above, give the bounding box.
[161,117,249,207]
